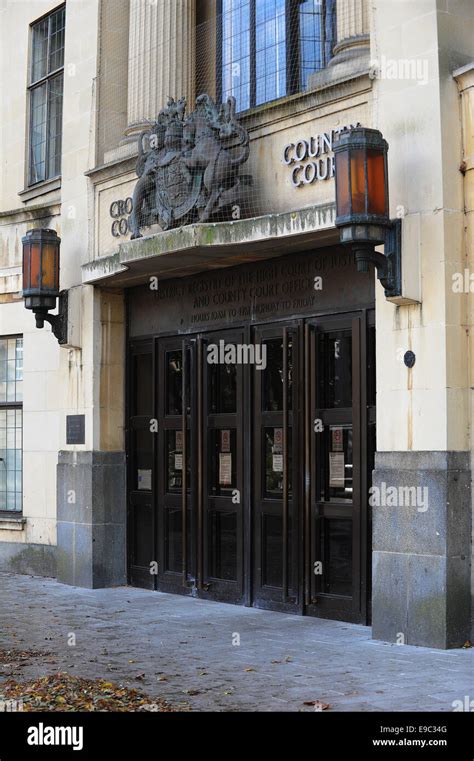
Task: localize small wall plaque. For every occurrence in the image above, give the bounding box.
[66,415,85,445]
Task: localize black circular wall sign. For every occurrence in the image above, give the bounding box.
[404,350,416,368]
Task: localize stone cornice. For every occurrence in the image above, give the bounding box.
[82,203,340,287]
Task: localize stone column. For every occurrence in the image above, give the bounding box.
[329,0,369,67]
[126,0,196,137]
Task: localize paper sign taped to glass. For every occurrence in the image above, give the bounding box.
[329,452,345,488]
[219,453,232,485]
[273,454,283,472]
[137,469,152,490]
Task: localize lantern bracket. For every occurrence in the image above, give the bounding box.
[33,290,68,345]
[353,219,401,298]
[383,218,402,298]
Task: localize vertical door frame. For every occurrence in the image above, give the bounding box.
[305,310,370,624]
[126,338,156,589]
[197,326,247,604]
[251,319,304,614]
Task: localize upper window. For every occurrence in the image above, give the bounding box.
[219,0,336,112]
[0,337,23,513]
[28,5,65,186]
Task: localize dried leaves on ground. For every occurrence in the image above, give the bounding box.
[0,648,52,665]
[0,672,178,712]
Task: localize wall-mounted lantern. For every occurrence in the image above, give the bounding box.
[22,228,68,344]
[334,127,401,297]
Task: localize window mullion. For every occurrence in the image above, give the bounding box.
[286,0,299,95]
[45,14,52,179]
[28,72,51,90]
[46,12,51,75]
[250,0,256,108]
[216,0,223,103]
[28,87,34,185]
[45,78,51,181]
[322,0,328,67]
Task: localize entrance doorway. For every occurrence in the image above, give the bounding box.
[127,311,375,624]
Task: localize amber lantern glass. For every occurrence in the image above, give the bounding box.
[29,243,42,289]
[334,127,390,244]
[22,242,31,293]
[367,149,387,216]
[350,149,366,214]
[335,150,350,217]
[41,243,59,290]
[22,228,61,312]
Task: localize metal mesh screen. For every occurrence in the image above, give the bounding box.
[93,0,362,257]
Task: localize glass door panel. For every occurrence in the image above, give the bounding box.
[307,315,363,622]
[201,329,245,602]
[156,337,195,593]
[127,341,155,589]
[252,323,302,613]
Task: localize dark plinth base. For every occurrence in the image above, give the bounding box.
[372,451,471,649]
[57,451,126,588]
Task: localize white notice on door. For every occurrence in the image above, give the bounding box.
[272,454,283,472]
[137,469,152,490]
[329,452,345,488]
[174,454,183,471]
[219,453,232,485]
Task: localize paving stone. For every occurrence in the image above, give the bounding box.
[0,573,472,712]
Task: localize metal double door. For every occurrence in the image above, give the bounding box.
[128,312,374,623]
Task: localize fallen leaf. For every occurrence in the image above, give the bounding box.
[303,700,331,710]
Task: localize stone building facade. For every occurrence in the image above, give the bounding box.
[0,0,473,649]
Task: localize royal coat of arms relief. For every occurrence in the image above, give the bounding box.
[129,94,251,239]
